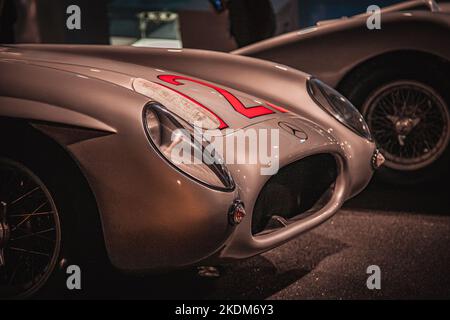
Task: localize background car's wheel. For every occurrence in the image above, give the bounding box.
[0,123,108,299]
[339,54,450,184]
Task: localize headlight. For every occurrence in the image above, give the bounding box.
[143,102,235,191]
[307,77,372,141]
[134,78,222,130]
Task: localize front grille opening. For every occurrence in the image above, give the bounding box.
[252,154,337,235]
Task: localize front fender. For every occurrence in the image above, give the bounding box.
[233,11,450,87]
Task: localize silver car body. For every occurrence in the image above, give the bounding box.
[233,0,450,89]
[0,44,376,272]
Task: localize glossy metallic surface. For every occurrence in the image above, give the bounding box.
[234,0,450,175]
[233,1,450,88]
[0,44,375,271]
[372,149,386,170]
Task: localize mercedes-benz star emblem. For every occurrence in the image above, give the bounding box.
[278,122,308,143]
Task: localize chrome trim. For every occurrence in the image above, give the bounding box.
[372,149,386,170]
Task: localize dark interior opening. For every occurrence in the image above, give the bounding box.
[252,153,337,235]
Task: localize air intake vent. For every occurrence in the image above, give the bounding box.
[252,154,337,235]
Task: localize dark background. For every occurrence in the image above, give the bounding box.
[0,0,409,48]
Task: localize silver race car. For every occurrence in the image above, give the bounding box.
[234,0,450,184]
[0,44,379,298]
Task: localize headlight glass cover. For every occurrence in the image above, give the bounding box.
[143,102,234,191]
[134,78,221,130]
[307,78,372,141]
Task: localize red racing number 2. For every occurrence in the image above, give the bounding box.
[158,75,286,128]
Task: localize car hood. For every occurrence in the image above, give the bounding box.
[0,45,305,131]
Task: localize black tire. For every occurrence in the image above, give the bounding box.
[0,124,108,299]
[339,55,450,185]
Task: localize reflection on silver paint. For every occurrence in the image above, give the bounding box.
[0,44,376,271]
[233,1,450,89]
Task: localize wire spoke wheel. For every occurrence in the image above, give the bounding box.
[362,81,450,171]
[0,158,61,299]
